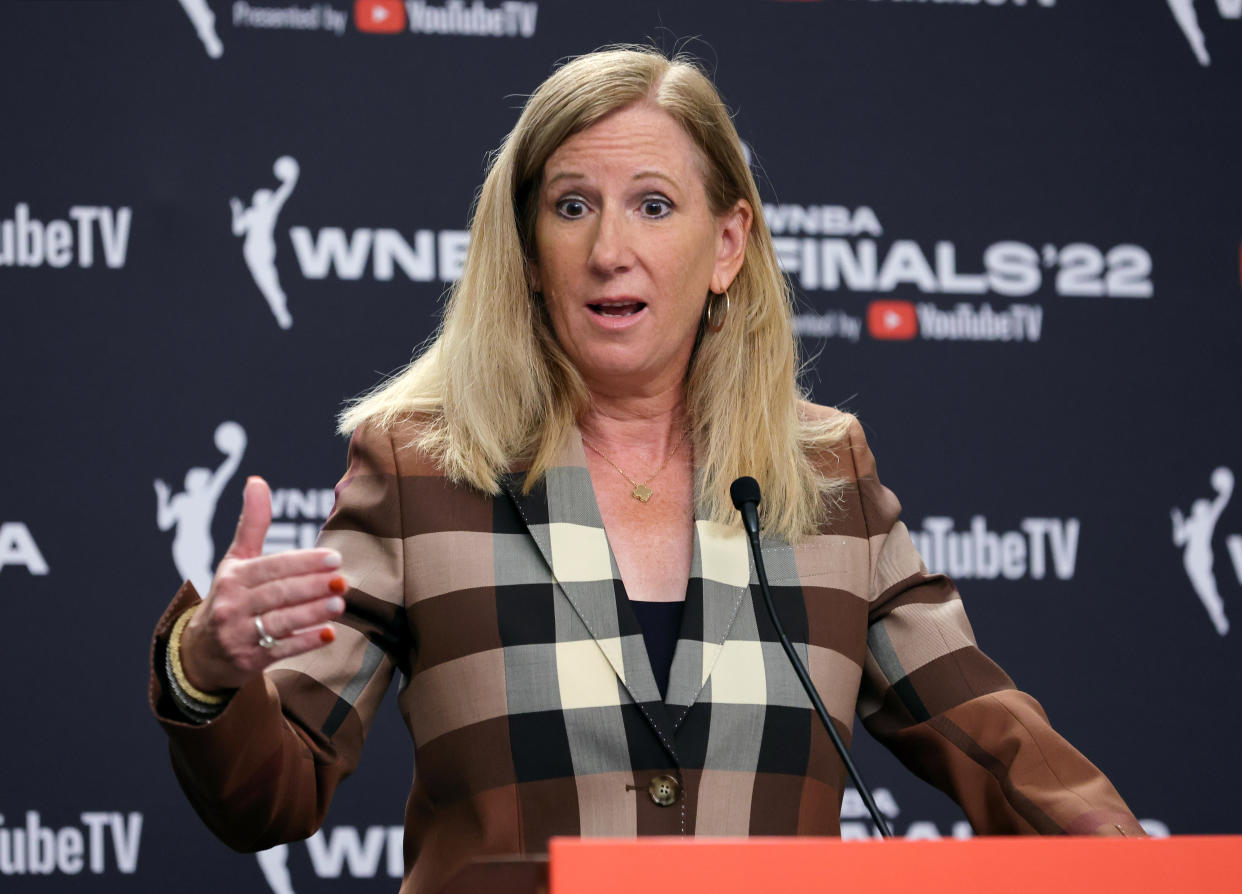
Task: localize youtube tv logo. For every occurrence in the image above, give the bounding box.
[867,300,918,340]
[355,0,406,33]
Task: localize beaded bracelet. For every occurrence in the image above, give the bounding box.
[165,646,225,722]
[165,604,231,720]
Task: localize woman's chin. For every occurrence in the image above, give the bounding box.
[574,352,692,397]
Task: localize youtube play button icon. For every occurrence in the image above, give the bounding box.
[867,300,919,340]
[355,0,406,33]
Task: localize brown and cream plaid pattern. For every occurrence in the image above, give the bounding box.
[151,412,1141,894]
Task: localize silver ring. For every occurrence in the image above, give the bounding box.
[255,615,277,649]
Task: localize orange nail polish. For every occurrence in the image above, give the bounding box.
[319,627,335,644]
[329,575,347,594]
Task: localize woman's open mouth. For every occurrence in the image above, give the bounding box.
[588,300,646,317]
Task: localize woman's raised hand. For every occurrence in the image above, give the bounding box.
[179,476,347,693]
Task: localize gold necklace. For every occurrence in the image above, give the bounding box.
[582,430,688,503]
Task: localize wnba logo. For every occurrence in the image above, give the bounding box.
[1166,0,1242,66]
[154,421,247,595]
[225,156,471,329]
[178,0,223,58]
[232,158,300,329]
[1172,467,1242,636]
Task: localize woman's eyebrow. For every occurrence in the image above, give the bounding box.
[545,171,586,187]
[631,169,677,187]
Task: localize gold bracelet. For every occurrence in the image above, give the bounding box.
[168,604,227,706]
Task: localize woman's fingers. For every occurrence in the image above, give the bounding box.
[204,569,347,644]
[228,547,343,588]
[258,624,340,664]
[256,595,346,641]
[237,569,349,616]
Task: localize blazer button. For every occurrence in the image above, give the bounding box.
[648,775,681,807]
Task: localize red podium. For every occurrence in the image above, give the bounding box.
[543,836,1242,893]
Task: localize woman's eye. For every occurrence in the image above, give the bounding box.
[642,198,671,218]
[557,198,587,219]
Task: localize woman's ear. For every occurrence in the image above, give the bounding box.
[711,198,752,294]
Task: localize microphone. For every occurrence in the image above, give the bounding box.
[730,477,892,839]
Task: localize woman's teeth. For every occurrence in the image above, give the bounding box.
[591,302,644,317]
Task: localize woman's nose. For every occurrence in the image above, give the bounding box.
[588,207,634,273]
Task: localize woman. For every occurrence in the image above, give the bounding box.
[151,46,1142,894]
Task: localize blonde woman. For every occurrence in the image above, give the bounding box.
[151,47,1142,894]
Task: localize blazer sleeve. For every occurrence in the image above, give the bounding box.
[147,422,410,851]
[846,420,1144,835]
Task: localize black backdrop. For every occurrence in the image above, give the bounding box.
[2,0,1240,890]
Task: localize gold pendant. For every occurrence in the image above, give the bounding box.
[632,484,653,503]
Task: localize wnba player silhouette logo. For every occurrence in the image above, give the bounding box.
[231,157,300,329]
[1171,467,1233,636]
[256,845,295,894]
[178,0,224,59]
[155,422,247,595]
[1166,0,1242,67]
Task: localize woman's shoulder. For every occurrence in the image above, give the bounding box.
[795,401,872,481]
[796,399,860,445]
[343,412,446,478]
[796,400,854,427]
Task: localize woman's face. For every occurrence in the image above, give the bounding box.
[530,101,751,398]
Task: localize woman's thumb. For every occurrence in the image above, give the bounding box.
[229,476,272,559]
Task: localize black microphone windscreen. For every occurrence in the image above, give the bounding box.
[730,476,761,510]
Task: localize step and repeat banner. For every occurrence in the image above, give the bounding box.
[2,0,1239,890]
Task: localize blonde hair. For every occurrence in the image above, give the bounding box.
[340,45,852,541]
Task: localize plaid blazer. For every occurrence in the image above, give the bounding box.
[151,411,1141,894]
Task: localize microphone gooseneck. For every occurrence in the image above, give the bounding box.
[730,476,893,839]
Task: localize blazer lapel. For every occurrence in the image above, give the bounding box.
[501,430,674,745]
[664,478,755,727]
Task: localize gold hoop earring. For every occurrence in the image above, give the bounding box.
[706,290,730,333]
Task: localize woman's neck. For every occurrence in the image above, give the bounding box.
[578,382,688,460]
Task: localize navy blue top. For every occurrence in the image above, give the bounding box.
[629,599,686,699]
